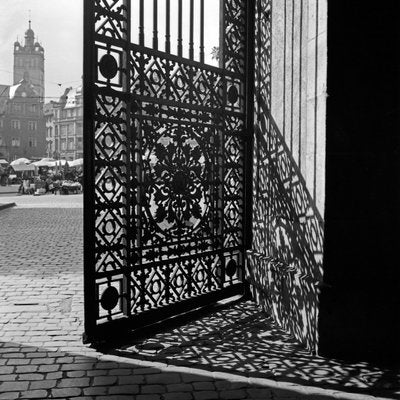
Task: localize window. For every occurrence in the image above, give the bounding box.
[28,121,37,131]
[61,140,66,150]
[68,138,74,150]
[13,103,22,113]
[11,138,20,147]
[30,104,37,113]
[11,120,20,130]
[29,138,37,147]
[0,119,3,128]
[0,136,3,146]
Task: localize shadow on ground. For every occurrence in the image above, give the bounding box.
[0,339,349,400]
[102,301,400,399]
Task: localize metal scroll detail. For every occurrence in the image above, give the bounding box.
[84,0,247,336]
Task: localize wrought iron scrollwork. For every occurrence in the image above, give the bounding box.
[85,0,248,335]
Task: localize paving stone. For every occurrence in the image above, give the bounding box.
[146,372,182,384]
[19,389,48,399]
[0,366,14,374]
[182,374,215,383]
[0,393,19,400]
[141,384,166,394]
[83,386,109,396]
[118,375,146,385]
[51,387,82,398]
[46,371,63,380]
[163,393,193,400]
[193,391,219,400]
[193,382,216,391]
[135,395,162,400]
[0,381,29,391]
[16,373,44,381]
[57,377,90,387]
[92,375,117,386]
[219,389,247,399]
[30,358,55,365]
[15,365,38,373]
[61,363,94,371]
[5,358,30,365]
[29,379,57,390]
[166,383,194,392]
[108,385,140,395]
[87,369,108,377]
[109,368,132,375]
[246,388,273,398]
[67,370,87,378]
[132,367,161,375]
[0,374,16,381]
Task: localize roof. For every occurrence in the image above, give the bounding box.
[8,79,38,100]
[63,86,82,109]
[0,84,10,114]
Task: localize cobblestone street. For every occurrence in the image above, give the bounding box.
[0,194,398,399]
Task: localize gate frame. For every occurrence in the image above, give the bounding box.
[82,0,255,343]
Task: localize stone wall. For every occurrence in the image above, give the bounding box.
[270,0,327,213]
[248,0,327,353]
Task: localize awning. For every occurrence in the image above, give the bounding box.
[11,164,37,172]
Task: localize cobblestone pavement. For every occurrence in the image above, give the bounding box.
[0,195,398,400]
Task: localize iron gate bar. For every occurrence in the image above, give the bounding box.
[83,0,96,340]
[84,0,250,343]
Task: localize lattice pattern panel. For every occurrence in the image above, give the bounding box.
[85,0,247,328]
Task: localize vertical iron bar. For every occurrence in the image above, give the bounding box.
[139,0,144,46]
[189,0,194,60]
[244,0,256,251]
[219,0,224,69]
[177,0,183,56]
[298,0,303,170]
[83,0,96,343]
[123,0,132,319]
[153,0,158,50]
[283,0,287,138]
[200,0,205,63]
[165,0,171,53]
[290,0,295,154]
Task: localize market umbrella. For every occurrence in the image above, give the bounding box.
[0,159,8,165]
[32,158,56,167]
[11,164,37,172]
[69,158,83,167]
[10,158,31,166]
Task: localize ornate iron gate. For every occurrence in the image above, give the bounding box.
[83,0,251,341]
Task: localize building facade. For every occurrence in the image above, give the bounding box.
[45,86,83,161]
[0,22,46,161]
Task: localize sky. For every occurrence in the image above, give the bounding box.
[0,0,83,101]
[0,0,220,102]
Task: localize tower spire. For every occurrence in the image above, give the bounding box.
[28,10,31,29]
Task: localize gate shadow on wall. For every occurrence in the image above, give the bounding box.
[247,101,324,353]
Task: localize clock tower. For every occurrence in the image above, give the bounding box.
[13,19,45,101]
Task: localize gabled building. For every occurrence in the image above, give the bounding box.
[44,85,83,161]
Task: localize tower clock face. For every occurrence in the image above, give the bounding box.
[21,92,27,98]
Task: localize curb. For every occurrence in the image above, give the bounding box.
[0,202,16,211]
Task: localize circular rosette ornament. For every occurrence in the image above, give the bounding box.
[144,128,211,237]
